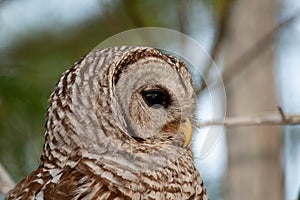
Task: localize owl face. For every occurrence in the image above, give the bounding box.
[42,46,196,165]
[114,50,195,148]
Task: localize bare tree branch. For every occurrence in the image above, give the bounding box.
[222,9,300,85]
[198,9,300,94]
[196,0,235,96]
[196,111,300,127]
[0,163,14,195]
[178,0,188,34]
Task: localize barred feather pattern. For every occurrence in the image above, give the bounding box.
[6,46,208,200]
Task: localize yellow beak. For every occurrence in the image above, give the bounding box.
[178,117,193,148]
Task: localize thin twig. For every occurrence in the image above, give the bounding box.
[196,112,300,127]
[196,0,234,95]
[222,9,300,85]
[178,0,188,34]
[198,9,300,94]
[0,163,14,195]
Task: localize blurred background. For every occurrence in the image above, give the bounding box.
[0,0,299,199]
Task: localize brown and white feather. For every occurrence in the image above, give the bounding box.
[6,46,208,200]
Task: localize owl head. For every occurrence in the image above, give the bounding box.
[43,46,196,167]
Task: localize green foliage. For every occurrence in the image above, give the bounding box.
[0,0,196,182]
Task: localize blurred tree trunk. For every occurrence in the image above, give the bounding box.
[223,0,283,200]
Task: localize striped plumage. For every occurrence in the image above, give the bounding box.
[6,46,208,199]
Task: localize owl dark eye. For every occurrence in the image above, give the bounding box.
[141,89,171,109]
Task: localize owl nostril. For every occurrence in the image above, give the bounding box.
[141,89,171,109]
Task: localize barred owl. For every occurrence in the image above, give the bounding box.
[6,46,208,199]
